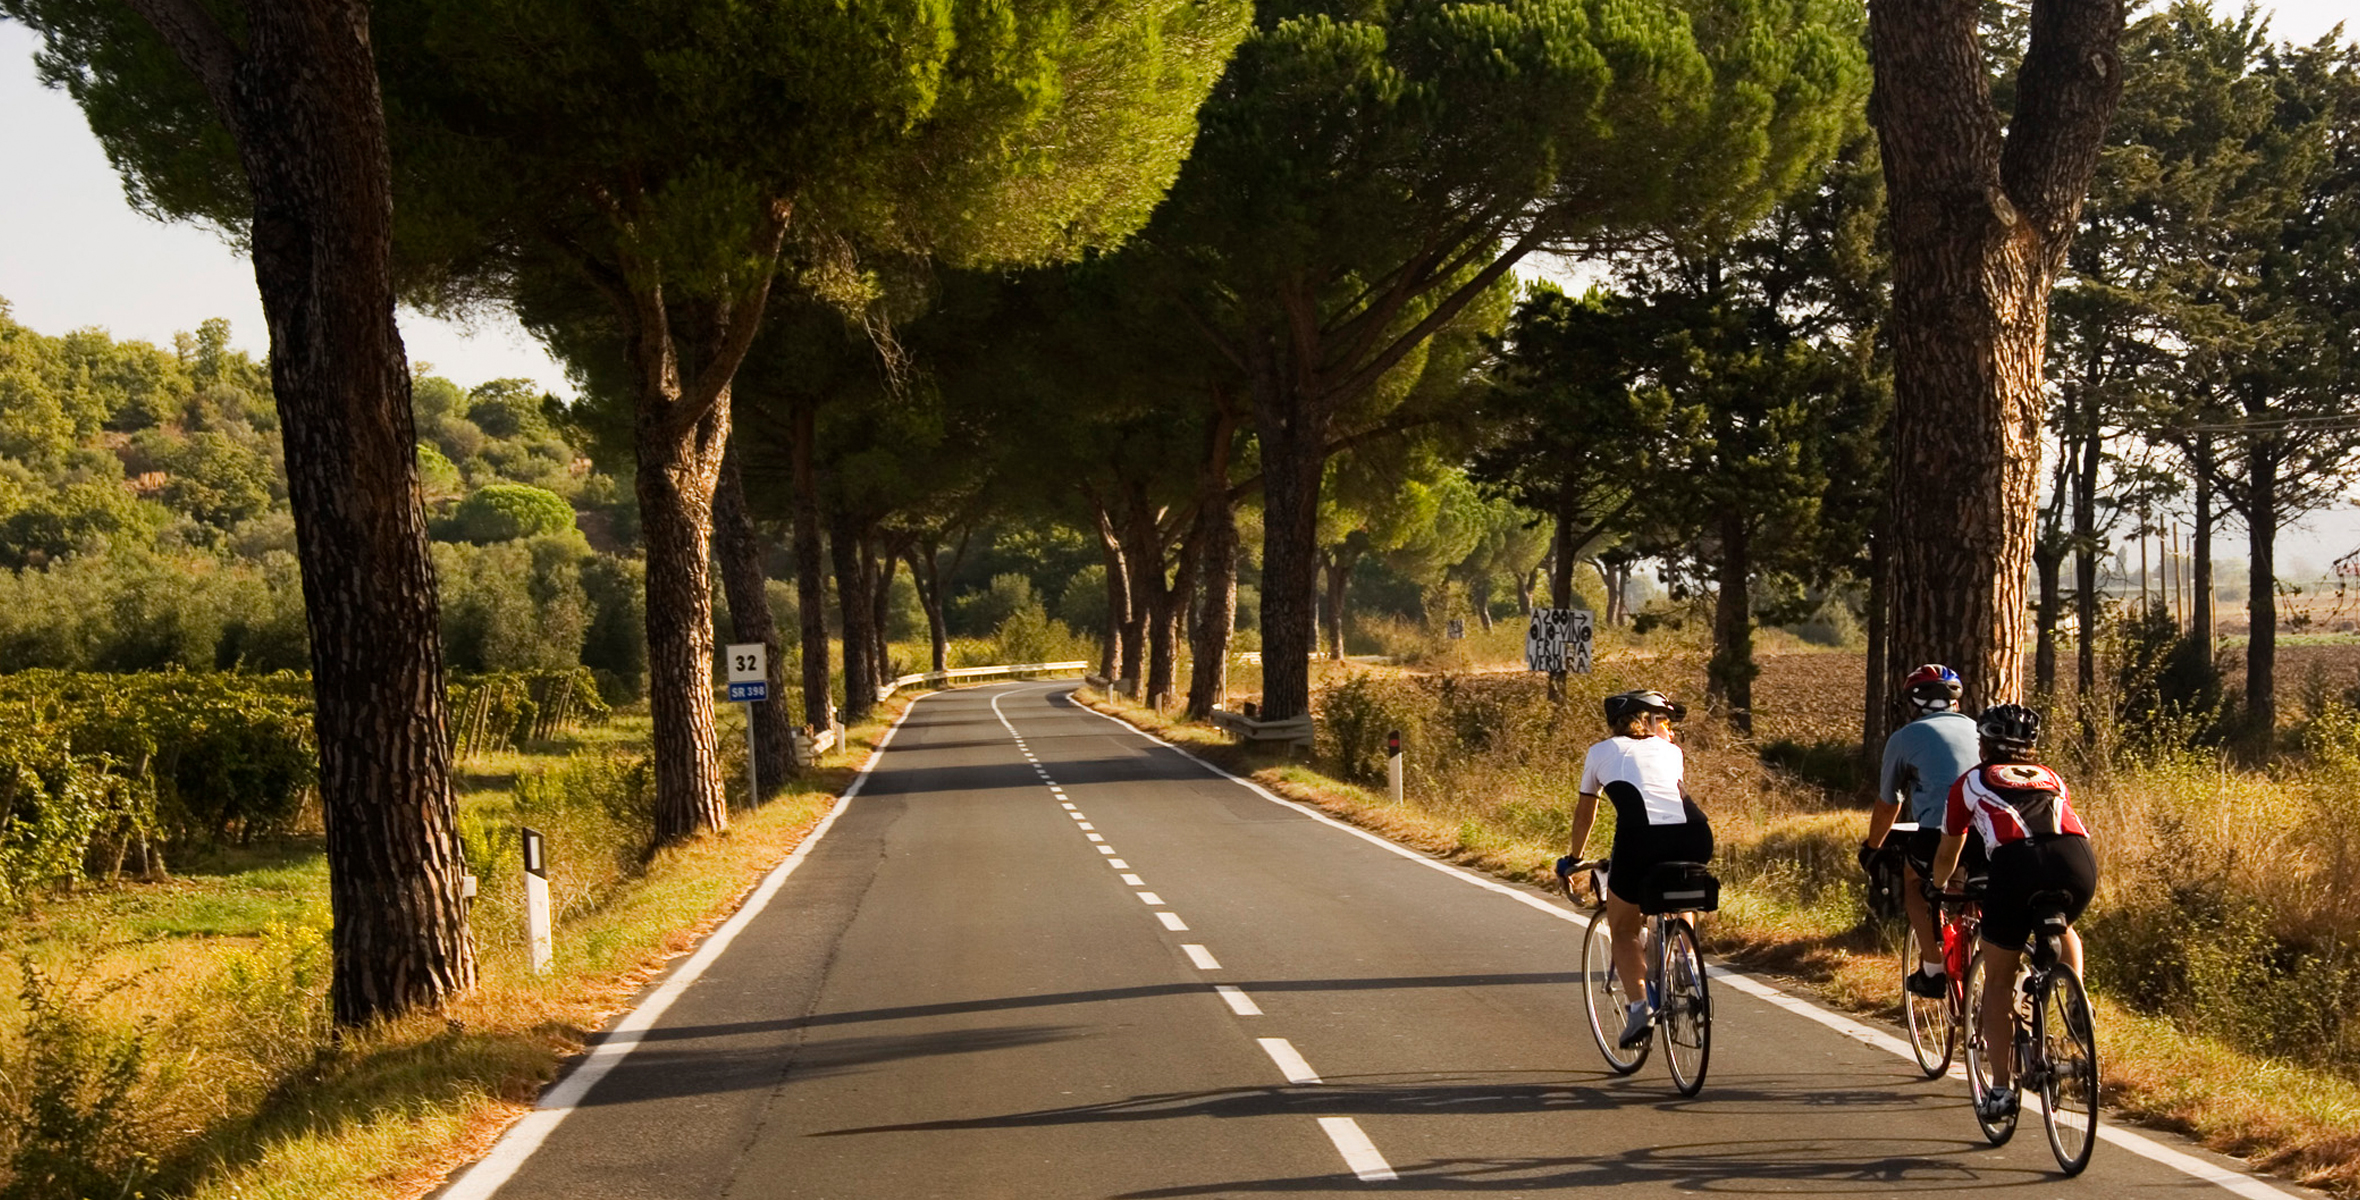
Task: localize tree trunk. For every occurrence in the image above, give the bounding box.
[867,535,896,689]
[1549,510,1578,608]
[143,0,479,1024]
[1863,518,1890,768]
[1093,507,1132,684]
[1248,359,1331,722]
[633,391,730,843]
[1473,581,1494,633]
[1186,494,1240,719]
[2193,432,2214,644]
[712,440,793,798]
[1706,511,1755,735]
[1870,0,2123,712]
[1322,553,1351,661]
[830,507,876,724]
[791,404,831,731]
[2033,534,2064,695]
[2246,443,2278,746]
[1516,564,1538,616]
[905,541,952,674]
[1122,486,1181,706]
[2072,427,2100,695]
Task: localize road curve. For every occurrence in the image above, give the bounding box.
[440,683,2318,1199]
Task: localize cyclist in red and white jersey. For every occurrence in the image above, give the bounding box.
[1930,703,2098,1121]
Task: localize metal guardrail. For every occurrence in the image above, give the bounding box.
[875,660,1090,701]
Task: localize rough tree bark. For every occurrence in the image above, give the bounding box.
[904,538,956,673]
[1872,0,2123,712]
[712,440,793,797]
[866,534,896,689]
[1321,551,1351,662]
[830,506,877,724]
[1093,507,1132,684]
[1186,495,1240,719]
[1706,510,1756,735]
[791,404,831,732]
[120,0,477,1023]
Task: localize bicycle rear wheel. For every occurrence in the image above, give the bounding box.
[1903,924,1955,1078]
[1661,916,1711,1096]
[1581,906,1647,1074]
[2038,965,2099,1175]
[1961,955,2019,1145]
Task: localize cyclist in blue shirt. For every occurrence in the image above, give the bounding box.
[1860,664,1983,998]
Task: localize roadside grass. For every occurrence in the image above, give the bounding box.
[1080,685,2360,1194]
[0,695,913,1200]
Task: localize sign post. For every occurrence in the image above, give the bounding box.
[725,642,768,803]
[521,826,551,975]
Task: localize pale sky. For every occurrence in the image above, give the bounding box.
[1,4,2354,562]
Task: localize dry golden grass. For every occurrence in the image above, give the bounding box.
[0,693,918,1200]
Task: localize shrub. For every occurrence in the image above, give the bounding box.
[989,602,1092,666]
[0,965,157,1200]
[449,482,575,544]
[954,574,1038,638]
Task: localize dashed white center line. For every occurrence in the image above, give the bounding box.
[1068,812,1087,820]
[1156,911,1188,931]
[1215,985,1262,1016]
[1106,857,1127,867]
[1061,803,1077,810]
[1086,834,1105,842]
[1257,1038,1321,1084]
[1318,1118,1397,1182]
[1136,891,1163,905]
[1120,873,1145,885]
[1078,822,1095,830]
[1097,847,1118,856]
[1182,944,1221,970]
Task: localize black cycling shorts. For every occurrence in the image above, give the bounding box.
[1608,806,1714,907]
[1903,826,1987,884]
[1979,834,2097,950]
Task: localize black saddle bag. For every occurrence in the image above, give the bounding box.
[1640,861,1720,916]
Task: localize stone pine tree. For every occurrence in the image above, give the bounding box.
[5,0,475,1023]
[379,0,1246,841]
[1870,0,2126,714]
[1147,0,1866,721]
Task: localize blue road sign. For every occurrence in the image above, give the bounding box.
[729,680,769,703]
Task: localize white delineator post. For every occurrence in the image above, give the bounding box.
[521,826,552,975]
[1387,729,1404,805]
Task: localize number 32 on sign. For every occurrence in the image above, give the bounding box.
[1525,609,1592,674]
[725,642,769,703]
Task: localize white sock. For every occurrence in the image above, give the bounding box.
[1919,962,1945,977]
[1628,1000,1648,1016]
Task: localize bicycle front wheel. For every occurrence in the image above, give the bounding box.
[1903,923,1955,1078]
[1581,906,1647,1074]
[2038,965,2099,1175]
[1961,955,2018,1145]
[1661,916,1712,1096]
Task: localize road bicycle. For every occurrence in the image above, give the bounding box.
[1960,891,2100,1176]
[1904,881,1984,1077]
[1567,859,1717,1096]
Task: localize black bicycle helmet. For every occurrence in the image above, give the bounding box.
[1977,703,2041,755]
[1603,689,1685,727]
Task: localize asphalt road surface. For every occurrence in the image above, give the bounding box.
[442,683,2315,1199]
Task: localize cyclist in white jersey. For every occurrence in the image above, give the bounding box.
[1558,689,1712,1048]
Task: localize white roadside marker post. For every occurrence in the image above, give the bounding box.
[1387,729,1404,805]
[521,826,552,975]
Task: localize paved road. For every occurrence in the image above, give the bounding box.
[444,683,2313,1199]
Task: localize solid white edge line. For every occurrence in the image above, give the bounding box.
[1157,911,1189,931]
[1183,944,1222,970]
[1216,984,1263,1016]
[1318,1117,1399,1183]
[1063,691,2304,1200]
[440,689,930,1200]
